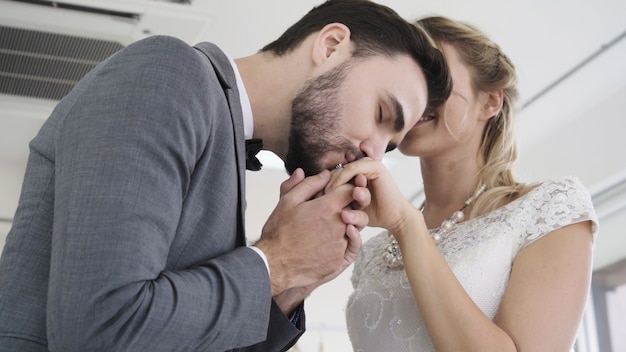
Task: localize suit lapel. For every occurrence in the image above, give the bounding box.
[194,42,247,246]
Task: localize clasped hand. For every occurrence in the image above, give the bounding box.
[255,167,370,299]
[324,158,419,237]
[256,159,425,316]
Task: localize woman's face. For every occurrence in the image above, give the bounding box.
[398,43,487,158]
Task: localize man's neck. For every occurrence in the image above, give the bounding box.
[234,50,312,160]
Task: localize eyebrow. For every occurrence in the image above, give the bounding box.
[389,94,405,132]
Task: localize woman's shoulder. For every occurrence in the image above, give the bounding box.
[512,176,583,197]
[518,176,593,205]
[513,176,599,246]
[474,177,589,221]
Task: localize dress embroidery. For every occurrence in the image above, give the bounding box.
[346,177,598,352]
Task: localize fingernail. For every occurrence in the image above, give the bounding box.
[319,170,330,179]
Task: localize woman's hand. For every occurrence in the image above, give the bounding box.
[325,158,420,237]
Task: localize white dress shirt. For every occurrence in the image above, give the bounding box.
[227,56,270,275]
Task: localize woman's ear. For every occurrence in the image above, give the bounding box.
[480,89,504,121]
[311,23,352,67]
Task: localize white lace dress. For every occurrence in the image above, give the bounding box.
[346,177,599,352]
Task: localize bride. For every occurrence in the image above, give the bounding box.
[327,16,598,352]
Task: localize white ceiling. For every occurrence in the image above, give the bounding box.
[1,0,625,350]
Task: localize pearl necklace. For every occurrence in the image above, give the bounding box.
[382,184,487,269]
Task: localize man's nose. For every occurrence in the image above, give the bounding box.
[360,140,385,161]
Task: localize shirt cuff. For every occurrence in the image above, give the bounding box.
[290,303,304,328]
[249,245,270,276]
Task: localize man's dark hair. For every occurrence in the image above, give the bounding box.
[261,0,452,112]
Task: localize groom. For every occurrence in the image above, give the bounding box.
[0,0,451,351]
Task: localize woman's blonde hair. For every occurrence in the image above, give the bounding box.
[415,16,531,215]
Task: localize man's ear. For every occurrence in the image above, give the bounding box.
[311,23,352,67]
[480,89,504,121]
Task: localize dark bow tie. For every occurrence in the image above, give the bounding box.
[245,139,263,171]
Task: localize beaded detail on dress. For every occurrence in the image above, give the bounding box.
[346,177,598,352]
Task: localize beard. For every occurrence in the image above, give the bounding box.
[285,61,364,176]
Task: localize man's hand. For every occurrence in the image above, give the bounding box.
[273,221,361,315]
[255,168,368,299]
[281,169,370,229]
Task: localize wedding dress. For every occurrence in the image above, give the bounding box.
[346,177,598,351]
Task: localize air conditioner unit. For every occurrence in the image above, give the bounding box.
[0,0,214,102]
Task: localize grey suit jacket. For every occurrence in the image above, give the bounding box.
[0,36,303,351]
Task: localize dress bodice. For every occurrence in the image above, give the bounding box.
[346,177,598,352]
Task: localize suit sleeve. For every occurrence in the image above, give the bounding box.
[232,301,305,352]
[44,36,297,351]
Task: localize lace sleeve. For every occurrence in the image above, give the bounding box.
[519,176,599,251]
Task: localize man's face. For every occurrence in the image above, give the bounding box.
[285,54,428,176]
